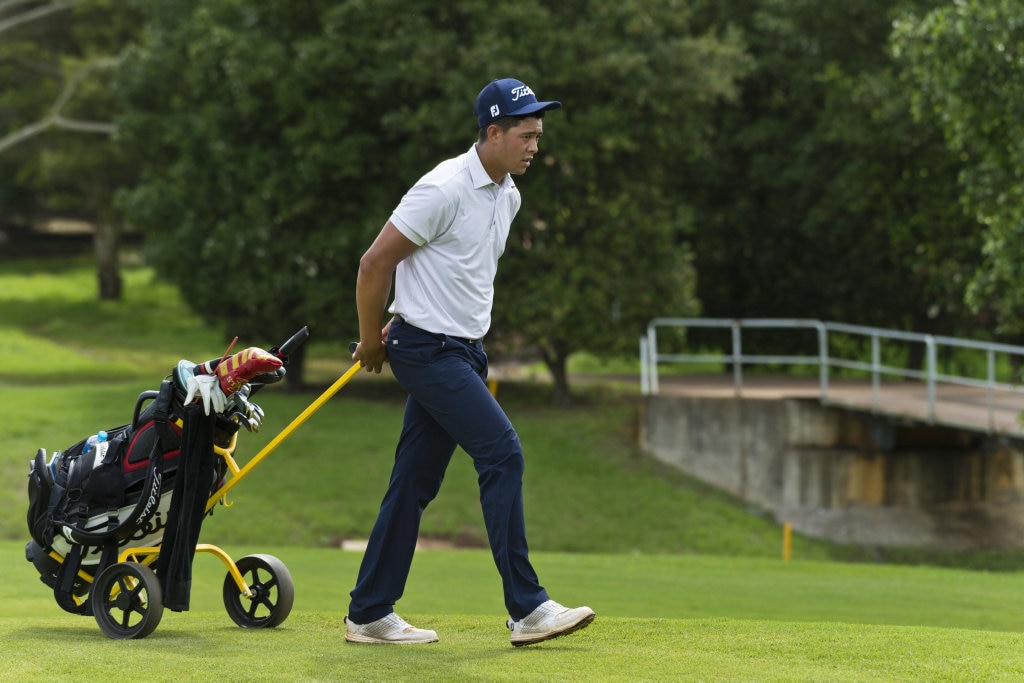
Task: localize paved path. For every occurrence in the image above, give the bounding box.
[653,374,1024,437]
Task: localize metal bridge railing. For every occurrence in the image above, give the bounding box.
[640,318,1024,430]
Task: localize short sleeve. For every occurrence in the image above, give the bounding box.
[390,183,457,247]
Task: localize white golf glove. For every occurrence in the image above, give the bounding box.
[184,373,228,415]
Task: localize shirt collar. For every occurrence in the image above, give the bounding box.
[468,144,514,191]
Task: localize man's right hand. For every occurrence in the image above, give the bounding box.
[353,339,388,374]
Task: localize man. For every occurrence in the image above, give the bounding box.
[345,78,595,646]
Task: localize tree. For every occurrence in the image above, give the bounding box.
[0,57,116,153]
[893,0,1024,335]
[0,0,141,299]
[479,0,750,401]
[0,0,73,37]
[0,1,78,224]
[114,0,366,386]
[686,0,984,349]
[114,0,750,400]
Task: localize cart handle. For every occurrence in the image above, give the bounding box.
[205,360,362,512]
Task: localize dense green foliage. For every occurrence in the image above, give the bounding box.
[687,0,983,343]
[6,0,1024,387]
[893,0,1024,336]
[112,0,745,397]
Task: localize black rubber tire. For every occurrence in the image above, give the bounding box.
[223,553,294,629]
[92,561,164,639]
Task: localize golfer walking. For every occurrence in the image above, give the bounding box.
[345,77,594,646]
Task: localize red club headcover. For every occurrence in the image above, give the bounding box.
[216,347,283,395]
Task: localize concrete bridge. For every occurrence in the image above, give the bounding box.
[638,320,1024,550]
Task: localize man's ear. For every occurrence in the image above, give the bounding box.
[486,123,502,143]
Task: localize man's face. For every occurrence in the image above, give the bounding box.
[496,117,544,176]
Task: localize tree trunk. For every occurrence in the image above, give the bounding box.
[543,351,572,407]
[93,220,122,300]
[283,345,307,392]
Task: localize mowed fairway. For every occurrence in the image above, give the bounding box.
[5,261,1024,679]
[4,542,1024,680]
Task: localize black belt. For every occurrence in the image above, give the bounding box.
[393,316,481,345]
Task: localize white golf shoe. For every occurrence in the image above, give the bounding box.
[507,600,595,646]
[344,613,439,644]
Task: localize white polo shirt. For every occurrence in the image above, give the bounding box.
[388,145,520,340]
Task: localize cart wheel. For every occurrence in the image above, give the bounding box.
[223,553,294,629]
[92,562,164,639]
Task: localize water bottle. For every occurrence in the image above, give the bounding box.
[82,430,108,455]
[47,451,63,478]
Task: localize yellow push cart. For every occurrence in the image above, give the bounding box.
[25,327,361,639]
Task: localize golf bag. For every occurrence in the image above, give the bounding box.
[24,348,282,614]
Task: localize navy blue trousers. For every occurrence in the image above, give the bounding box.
[347,318,548,623]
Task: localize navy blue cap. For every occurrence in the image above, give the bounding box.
[474,78,561,129]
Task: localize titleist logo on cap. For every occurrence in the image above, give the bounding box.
[510,85,535,102]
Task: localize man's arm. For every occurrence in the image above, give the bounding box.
[354,220,419,373]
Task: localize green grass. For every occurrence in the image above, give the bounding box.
[1,379,826,560]
[0,257,222,380]
[0,258,816,556]
[4,541,1024,679]
[7,257,1024,678]
[6,258,1024,567]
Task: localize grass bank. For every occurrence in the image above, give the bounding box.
[4,258,1024,571]
[0,258,822,560]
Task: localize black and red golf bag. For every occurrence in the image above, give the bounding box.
[24,356,269,614]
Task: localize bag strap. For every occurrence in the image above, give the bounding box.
[53,544,91,615]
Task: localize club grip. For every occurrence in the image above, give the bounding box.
[277,326,310,359]
[349,342,358,353]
